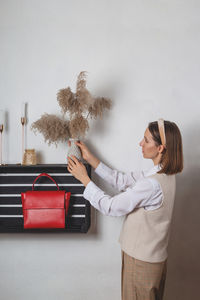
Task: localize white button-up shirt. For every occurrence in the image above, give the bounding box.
[83,162,163,216]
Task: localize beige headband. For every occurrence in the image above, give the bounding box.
[157,118,166,147]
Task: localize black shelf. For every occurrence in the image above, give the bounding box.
[0,164,91,233]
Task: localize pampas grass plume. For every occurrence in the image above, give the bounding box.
[31,113,70,146]
[31,71,112,145]
[69,115,89,139]
[89,97,112,119]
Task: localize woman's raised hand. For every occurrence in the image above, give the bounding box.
[75,141,94,162]
[68,140,100,169]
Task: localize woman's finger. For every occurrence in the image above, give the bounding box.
[68,163,73,170]
[67,162,74,171]
[76,141,83,148]
[71,155,80,164]
[67,165,72,172]
[68,156,76,165]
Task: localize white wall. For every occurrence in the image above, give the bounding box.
[0,0,200,299]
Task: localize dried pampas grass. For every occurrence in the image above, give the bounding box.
[89,97,112,119]
[57,87,76,115]
[69,115,89,139]
[57,71,111,117]
[31,71,112,146]
[76,71,87,91]
[31,114,70,146]
[76,71,94,110]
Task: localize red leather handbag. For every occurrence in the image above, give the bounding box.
[21,173,71,229]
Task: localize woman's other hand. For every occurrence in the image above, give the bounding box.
[67,155,91,187]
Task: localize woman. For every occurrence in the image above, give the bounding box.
[67,119,183,300]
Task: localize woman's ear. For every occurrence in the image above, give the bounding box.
[158,144,165,154]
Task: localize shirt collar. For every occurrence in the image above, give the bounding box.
[144,164,162,177]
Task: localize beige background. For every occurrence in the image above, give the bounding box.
[0,0,199,299]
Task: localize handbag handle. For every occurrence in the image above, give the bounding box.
[32,173,60,191]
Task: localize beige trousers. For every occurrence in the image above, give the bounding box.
[121,251,167,300]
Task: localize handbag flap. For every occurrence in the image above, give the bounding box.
[21,191,66,209]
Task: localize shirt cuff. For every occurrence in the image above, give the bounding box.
[83,180,104,202]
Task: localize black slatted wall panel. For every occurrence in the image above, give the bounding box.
[0,164,91,233]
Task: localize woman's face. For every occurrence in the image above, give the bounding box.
[139,128,161,161]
